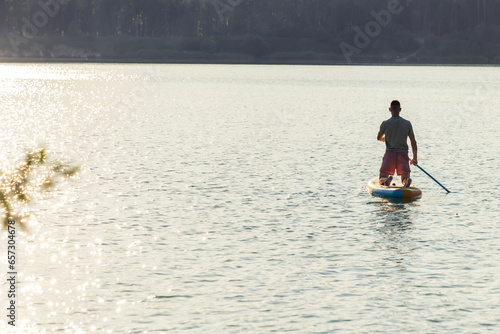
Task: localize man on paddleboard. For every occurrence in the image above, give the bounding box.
[377,100,418,187]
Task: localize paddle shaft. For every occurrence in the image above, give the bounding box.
[413,163,451,193]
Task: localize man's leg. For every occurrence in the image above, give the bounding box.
[379,152,396,186]
[397,152,412,187]
[401,174,411,187]
[379,172,393,186]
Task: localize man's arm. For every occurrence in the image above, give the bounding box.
[409,133,418,164]
[377,131,385,142]
[377,122,385,142]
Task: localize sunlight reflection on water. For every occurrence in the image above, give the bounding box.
[0,64,499,333]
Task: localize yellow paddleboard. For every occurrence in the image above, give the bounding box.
[367,177,422,199]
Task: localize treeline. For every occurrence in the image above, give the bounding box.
[2,0,500,38]
[1,0,499,63]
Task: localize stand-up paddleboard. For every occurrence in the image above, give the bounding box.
[367,177,422,199]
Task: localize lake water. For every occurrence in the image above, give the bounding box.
[0,63,499,333]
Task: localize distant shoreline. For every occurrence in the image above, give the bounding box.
[1,34,499,67]
[1,58,499,67]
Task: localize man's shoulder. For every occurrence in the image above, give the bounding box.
[381,116,413,126]
[385,117,400,124]
[401,117,413,126]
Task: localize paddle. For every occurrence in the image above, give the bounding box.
[413,162,451,193]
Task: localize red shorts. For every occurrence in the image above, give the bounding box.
[380,151,411,176]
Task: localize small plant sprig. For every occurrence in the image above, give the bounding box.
[0,148,79,230]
